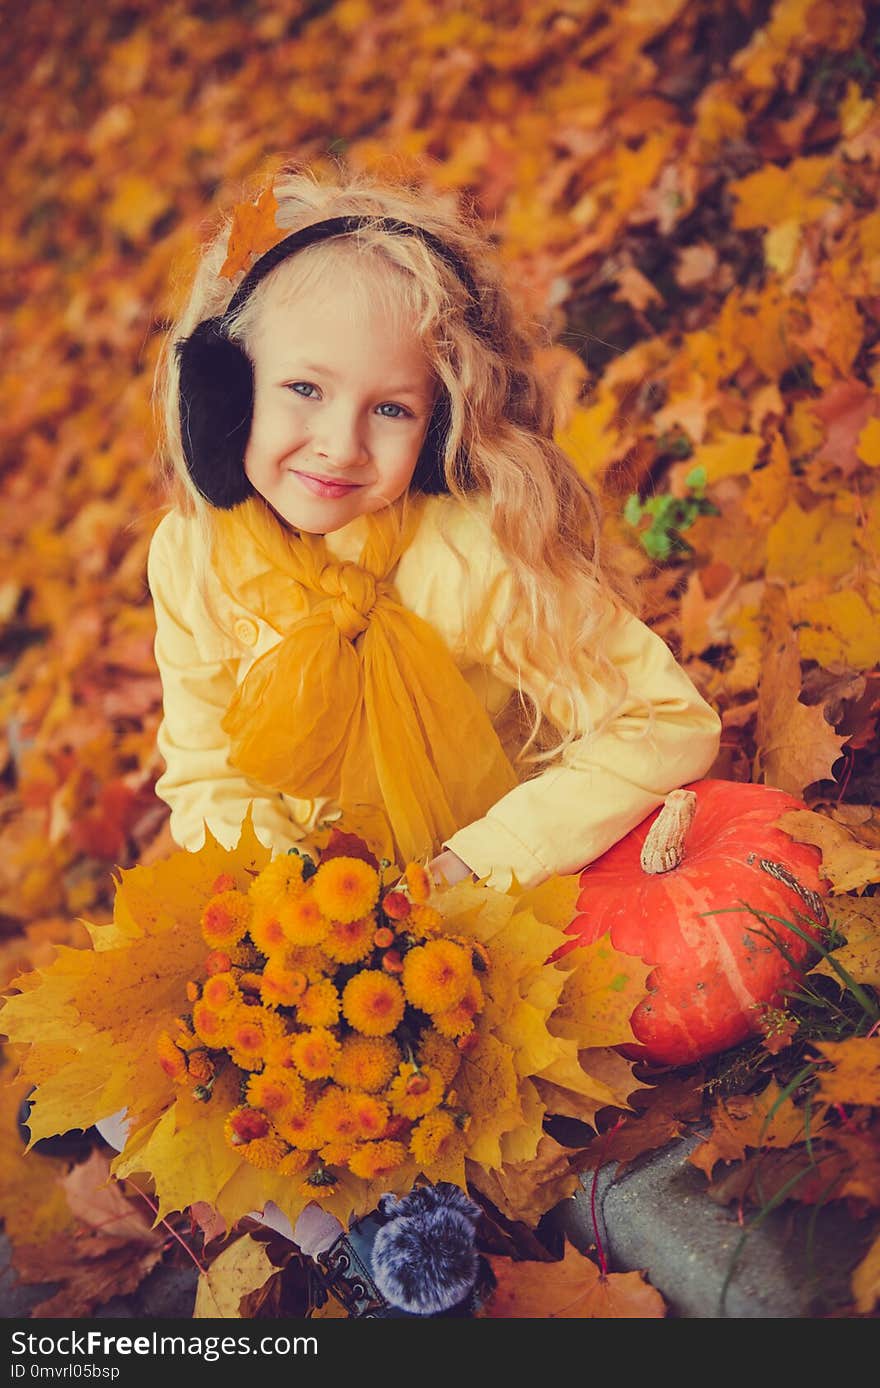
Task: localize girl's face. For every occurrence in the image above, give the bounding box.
[243,275,437,533]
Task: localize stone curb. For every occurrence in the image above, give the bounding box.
[551,1131,872,1318]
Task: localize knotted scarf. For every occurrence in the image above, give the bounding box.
[213,495,520,865]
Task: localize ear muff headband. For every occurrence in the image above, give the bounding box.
[175,214,480,509]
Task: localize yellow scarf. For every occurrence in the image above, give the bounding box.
[213,495,520,865]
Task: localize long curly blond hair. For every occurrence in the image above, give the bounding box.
[154,158,639,773]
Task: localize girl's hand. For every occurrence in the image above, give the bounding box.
[427,848,475,888]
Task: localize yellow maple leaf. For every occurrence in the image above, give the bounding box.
[791,587,880,671]
[692,431,762,484]
[775,809,880,894]
[730,156,834,231]
[0,1060,79,1251]
[551,937,653,1050]
[471,1133,581,1228]
[193,1234,277,1319]
[814,897,880,991]
[765,501,861,583]
[813,1038,880,1108]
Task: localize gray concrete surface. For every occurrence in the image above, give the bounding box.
[552,1131,872,1318]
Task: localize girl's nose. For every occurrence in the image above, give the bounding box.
[312,404,369,467]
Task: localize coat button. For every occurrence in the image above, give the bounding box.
[234,617,259,647]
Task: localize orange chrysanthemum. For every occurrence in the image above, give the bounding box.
[313,1086,362,1144]
[260,959,308,1008]
[239,1134,289,1170]
[387,1063,445,1120]
[249,854,308,913]
[277,1103,322,1151]
[418,1028,462,1087]
[406,904,445,939]
[262,1032,297,1070]
[285,944,338,981]
[290,1027,340,1080]
[311,857,379,924]
[349,1092,390,1140]
[296,979,341,1029]
[348,1140,407,1179]
[249,909,288,956]
[321,915,375,964]
[341,971,405,1037]
[333,1035,400,1093]
[225,1005,286,1071]
[433,976,484,1039]
[174,1017,199,1050]
[156,1031,187,1082]
[225,1105,271,1147]
[409,1110,465,1167]
[246,1066,305,1120]
[192,1000,227,1049]
[200,971,240,1014]
[319,1140,360,1166]
[404,862,432,903]
[278,894,330,947]
[201,890,251,949]
[402,940,472,1014]
[204,950,232,976]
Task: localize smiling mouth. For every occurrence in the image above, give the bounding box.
[298,470,361,486]
[293,470,363,497]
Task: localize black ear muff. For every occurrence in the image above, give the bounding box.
[175,319,255,510]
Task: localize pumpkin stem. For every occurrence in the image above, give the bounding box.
[640,789,698,874]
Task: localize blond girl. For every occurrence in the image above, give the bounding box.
[148,160,721,892]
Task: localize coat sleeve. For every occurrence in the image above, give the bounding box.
[147,514,309,856]
[441,560,722,892]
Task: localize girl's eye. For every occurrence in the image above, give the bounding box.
[286,384,411,420]
[288,382,319,398]
[376,402,411,419]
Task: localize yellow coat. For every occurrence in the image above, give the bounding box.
[147,494,721,890]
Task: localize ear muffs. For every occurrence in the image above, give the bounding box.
[176,319,255,510]
[175,214,483,510]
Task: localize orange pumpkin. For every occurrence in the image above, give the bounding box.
[555,779,829,1066]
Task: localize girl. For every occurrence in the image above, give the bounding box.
[148,160,722,893]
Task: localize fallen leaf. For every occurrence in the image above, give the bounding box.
[551,936,652,1050]
[689,1079,829,1180]
[814,897,880,990]
[775,810,880,894]
[813,1039,880,1109]
[193,1234,277,1319]
[486,1239,666,1318]
[219,187,281,278]
[755,588,847,797]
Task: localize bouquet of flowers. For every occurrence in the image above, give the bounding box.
[164,837,493,1198]
[3,814,649,1235]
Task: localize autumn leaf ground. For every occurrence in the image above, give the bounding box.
[1,0,879,1318]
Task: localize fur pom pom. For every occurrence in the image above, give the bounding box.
[378,1182,481,1226]
[370,1184,480,1315]
[175,320,254,509]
